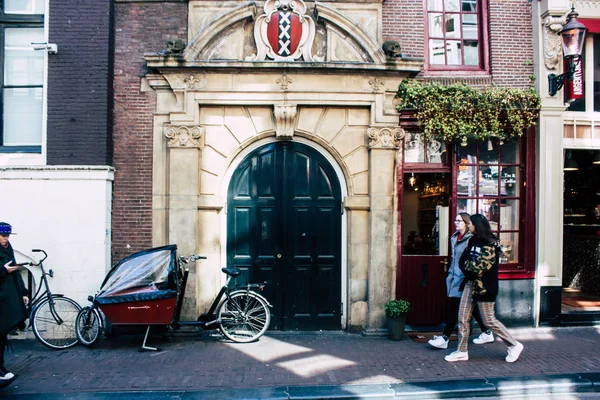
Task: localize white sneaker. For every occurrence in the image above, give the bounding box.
[428,335,448,349]
[444,350,469,362]
[473,331,494,345]
[506,341,524,363]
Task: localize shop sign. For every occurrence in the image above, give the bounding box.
[565,57,584,103]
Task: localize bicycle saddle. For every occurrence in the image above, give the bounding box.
[221,267,241,277]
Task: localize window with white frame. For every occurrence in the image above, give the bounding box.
[1,0,45,152]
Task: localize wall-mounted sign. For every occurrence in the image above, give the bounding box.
[565,56,584,103]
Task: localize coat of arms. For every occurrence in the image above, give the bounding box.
[254,0,316,61]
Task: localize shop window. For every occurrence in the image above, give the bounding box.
[425,0,488,71]
[404,133,448,164]
[0,2,44,153]
[456,138,522,266]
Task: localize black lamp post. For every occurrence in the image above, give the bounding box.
[548,6,588,97]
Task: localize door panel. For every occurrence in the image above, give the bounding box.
[228,142,341,330]
[398,172,451,325]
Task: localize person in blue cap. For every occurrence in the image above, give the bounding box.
[0,222,29,383]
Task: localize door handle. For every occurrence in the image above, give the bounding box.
[440,259,448,272]
[277,254,282,259]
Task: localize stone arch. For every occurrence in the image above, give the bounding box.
[182,1,388,64]
[220,136,350,329]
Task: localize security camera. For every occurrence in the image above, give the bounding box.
[31,42,58,54]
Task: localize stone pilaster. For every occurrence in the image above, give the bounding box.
[164,124,205,318]
[363,126,403,335]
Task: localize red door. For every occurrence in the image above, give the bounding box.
[397,171,452,325]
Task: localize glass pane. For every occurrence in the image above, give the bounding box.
[462,14,478,39]
[499,232,519,263]
[3,87,43,146]
[4,0,45,14]
[403,174,450,255]
[457,198,477,215]
[429,13,444,37]
[4,28,45,85]
[478,139,498,164]
[426,137,447,163]
[446,40,462,64]
[462,0,477,12]
[500,199,519,230]
[429,39,446,64]
[500,166,519,197]
[428,0,443,11]
[445,14,460,38]
[458,139,477,164]
[464,40,479,66]
[479,165,498,196]
[457,165,476,196]
[479,198,499,228]
[500,138,520,164]
[405,133,425,162]
[444,0,460,12]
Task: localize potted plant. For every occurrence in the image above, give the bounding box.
[384,299,411,341]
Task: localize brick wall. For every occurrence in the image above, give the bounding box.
[112,2,187,263]
[47,0,113,165]
[383,0,534,88]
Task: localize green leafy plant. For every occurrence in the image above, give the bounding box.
[395,80,541,143]
[384,299,411,318]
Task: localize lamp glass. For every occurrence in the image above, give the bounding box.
[562,28,587,57]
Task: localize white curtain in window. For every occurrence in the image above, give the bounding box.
[4,0,45,14]
[3,88,43,146]
[4,28,44,85]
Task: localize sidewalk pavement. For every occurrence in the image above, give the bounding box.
[1,326,599,399]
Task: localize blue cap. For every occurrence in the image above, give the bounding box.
[0,222,15,235]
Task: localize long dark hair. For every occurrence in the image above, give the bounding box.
[469,214,497,244]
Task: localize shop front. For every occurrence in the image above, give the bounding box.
[535,0,600,325]
[397,111,537,327]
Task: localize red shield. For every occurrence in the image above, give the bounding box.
[266,12,302,57]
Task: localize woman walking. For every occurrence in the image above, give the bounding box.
[428,213,494,349]
[444,214,523,363]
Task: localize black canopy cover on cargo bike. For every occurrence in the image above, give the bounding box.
[75,245,271,350]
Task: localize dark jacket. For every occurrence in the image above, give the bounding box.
[0,242,28,336]
[458,235,500,302]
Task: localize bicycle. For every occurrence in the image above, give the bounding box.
[16,249,81,349]
[76,245,271,350]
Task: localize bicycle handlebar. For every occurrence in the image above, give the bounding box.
[179,254,207,264]
[31,249,48,264]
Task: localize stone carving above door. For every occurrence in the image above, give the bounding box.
[253,0,316,62]
[274,104,297,139]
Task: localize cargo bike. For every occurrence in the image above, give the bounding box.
[75,245,271,350]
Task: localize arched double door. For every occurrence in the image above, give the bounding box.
[227,142,342,330]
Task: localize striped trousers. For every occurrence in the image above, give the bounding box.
[457,281,518,352]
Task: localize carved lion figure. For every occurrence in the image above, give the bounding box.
[382,40,402,58]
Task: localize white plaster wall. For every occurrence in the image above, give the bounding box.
[0,166,114,307]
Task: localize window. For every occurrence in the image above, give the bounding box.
[426,0,486,71]
[456,138,522,266]
[0,0,45,152]
[404,133,448,164]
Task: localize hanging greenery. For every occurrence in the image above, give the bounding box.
[395,80,541,142]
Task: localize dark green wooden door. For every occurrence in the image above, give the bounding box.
[227,142,342,330]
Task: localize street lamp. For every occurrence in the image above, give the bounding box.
[548,5,588,97]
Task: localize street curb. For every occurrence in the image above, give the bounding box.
[3,372,600,399]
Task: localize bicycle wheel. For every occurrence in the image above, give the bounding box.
[75,306,102,347]
[32,296,81,349]
[217,291,271,343]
